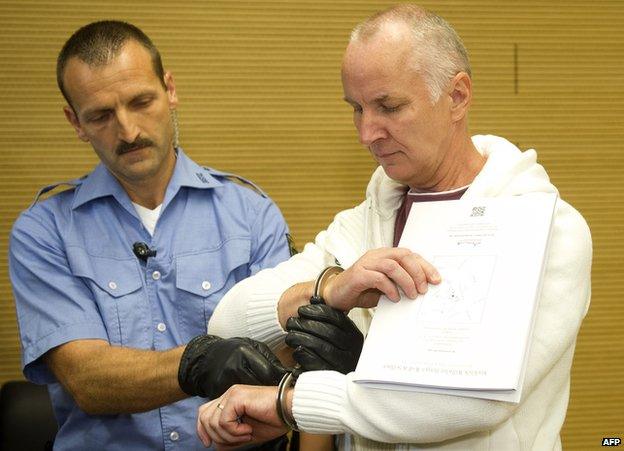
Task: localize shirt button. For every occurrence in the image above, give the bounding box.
[108,281,117,290]
[169,431,179,441]
[152,271,161,280]
[202,280,211,290]
[157,322,166,332]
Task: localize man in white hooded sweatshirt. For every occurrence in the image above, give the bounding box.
[197,4,592,450]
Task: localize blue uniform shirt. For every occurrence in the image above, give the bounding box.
[9,149,291,450]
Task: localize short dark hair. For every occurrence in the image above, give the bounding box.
[57,20,166,107]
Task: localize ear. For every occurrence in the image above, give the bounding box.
[63,106,89,142]
[163,71,178,109]
[449,72,472,122]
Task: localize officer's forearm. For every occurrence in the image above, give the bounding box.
[46,339,186,415]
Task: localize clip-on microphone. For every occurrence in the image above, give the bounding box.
[133,242,157,263]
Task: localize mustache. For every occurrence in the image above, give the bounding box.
[116,138,155,155]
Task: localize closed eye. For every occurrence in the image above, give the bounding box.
[380,104,402,113]
[87,111,111,123]
[131,95,155,109]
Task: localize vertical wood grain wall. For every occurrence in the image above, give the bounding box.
[0,1,621,448]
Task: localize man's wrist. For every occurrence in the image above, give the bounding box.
[278,282,315,328]
[310,266,344,306]
[285,386,295,423]
[321,272,341,308]
[275,372,298,431]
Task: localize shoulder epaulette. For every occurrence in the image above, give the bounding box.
[205,168,268,198]
[29,176,85,209]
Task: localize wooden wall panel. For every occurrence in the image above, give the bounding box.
[0,1,621,449]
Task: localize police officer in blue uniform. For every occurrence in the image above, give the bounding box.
[9,21,292,450]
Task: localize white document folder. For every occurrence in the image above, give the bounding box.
[353,193,558,403]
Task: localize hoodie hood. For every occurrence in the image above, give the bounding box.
[467,135,558,197]
[365,135,558,219]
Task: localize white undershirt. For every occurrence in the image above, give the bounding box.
[132,202,162,236]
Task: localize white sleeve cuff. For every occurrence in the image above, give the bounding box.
[246,287,288,349]
[292,370,348,434]
[209,270,289,346]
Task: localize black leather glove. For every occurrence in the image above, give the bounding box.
[285,303,364,374]
[178,335,287,399]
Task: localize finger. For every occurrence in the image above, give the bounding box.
[286,317,348,348]
[393,248,440,282]
[206,405,232,445]
[243,340,286,369]
[240,347,286,386]
[296,305,361,338]
[221,362,260,389]
[292,345,340,372]
[204,393,252,445]
[196,422,211,448]
[252,342,289,373]
[197,404,213,447]
[216,412,253,445]
[368,251,438,298]
[417,255,441,284]
[218,400,254,439]
[401,253,441,294]
[286,320,341,346]
[286,330,336,356]
[202,401,231,446]
[384,257,425,298]
[378,248,440,295]
[207,413,252,446]
[364,267,403,301]
[296,303,351,328]
[358,288,384,308]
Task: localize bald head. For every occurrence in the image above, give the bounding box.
[349,4,471,102]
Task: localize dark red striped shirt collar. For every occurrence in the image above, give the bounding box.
[393,185,470,247]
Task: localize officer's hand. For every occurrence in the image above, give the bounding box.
[178,335,287,399]
[285,304,364,374]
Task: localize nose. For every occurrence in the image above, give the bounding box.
[116,109,140,143]
[357,111,386,147]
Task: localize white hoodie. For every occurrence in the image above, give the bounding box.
[209,135,592,450]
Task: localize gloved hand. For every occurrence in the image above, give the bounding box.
[178,335,287,399]
[285,303,364,374]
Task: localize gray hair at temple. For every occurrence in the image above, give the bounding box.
[350,4,471,103]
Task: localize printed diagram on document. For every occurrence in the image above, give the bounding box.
[417,255,497,324]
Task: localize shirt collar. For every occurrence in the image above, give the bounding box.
[72,147,222,210]
[407,184,471,196]
[164,147,222,200]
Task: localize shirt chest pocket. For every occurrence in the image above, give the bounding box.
[175,238,251,342]
[66,246,149,347]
